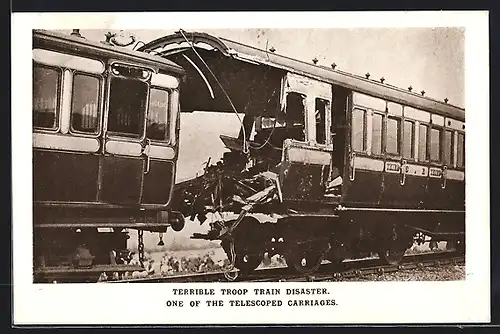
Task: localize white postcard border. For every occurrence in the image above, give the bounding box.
[12,11,490,325]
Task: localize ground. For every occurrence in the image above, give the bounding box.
[125,240,462,281]
[339,264,466,281]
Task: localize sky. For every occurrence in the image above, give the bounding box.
[53,28,465,246]
[60,28,465,106]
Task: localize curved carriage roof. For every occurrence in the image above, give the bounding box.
[139,31,465,122]
[33,29,185,76]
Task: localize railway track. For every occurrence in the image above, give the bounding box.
[107,250,464,284]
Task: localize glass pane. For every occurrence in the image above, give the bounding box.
[443,130,453,165]
[352,108,365,152]
[33,66,59,129]
[71,74,100,133]
[286,92,305,141]
[403,121,414,159]
[430,127,441,162]
[457,133,465,167]
[107,78,148,137]
[418,124,427,161]
[147,88,170,141]
[315,98,327,144]
[386,117,400,155]
[372,113,383,155]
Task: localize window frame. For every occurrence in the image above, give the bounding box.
[371,111,385,157]
[105,74,151,141]
[385,115,402,157]
[147,86,173,145]
[351,107,368,154]
[402,119,416,160]
[417,122,430,163]
[443,128,455,167]
[314,97,331,146]
[428,125,443,164]
[69,70,104,138]
[285,91,307,126]
[456,131,465,169]
[33,62,62,133]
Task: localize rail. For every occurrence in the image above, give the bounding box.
[107,250,464,283]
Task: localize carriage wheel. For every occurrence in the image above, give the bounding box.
[286,243,324,275]
[378,247,406,266]
[221,241,262,274]
[234,254,263,274]
[452,238,465,255]
[221,216,263,274]
[377,225,412,266]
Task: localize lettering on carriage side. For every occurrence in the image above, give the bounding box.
[429,167,443,178]
[385,161,401,173]
[404,164,428,177]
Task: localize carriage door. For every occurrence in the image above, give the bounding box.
[344,93,386,205]
[100,62,151,205]
[141,74,180,206]
[425,115,446,209]
[280,73,333,200]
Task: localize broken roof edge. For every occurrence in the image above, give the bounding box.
[139,31,465,122]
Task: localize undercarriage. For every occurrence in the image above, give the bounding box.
[171,133,464,277]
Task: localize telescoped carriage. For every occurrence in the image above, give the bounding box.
[32,30,186,282]
[138,30,466,275]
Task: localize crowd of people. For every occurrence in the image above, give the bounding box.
[97,250,288,281]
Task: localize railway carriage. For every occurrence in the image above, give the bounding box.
[139,31,465,274]
[32,29,186,282]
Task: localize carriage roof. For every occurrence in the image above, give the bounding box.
[33,29,185,77]
[139,31,465,122]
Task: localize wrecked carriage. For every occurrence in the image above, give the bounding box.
[138,30,466,276]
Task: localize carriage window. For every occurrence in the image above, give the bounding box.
[372,113,383,155]
[33,65,60,130]
[147,88,170,142]
[457,133,465,167]
[430,127,441,162]
[403,121,415,159]
[418,124,428,161]
[107,78,148,137]
[286,92,305,125]
[386,117,401,155]
[285,92,306,141]
[352,108,366,152]
[443,130,454,166]
[71,74,100,133]
[315,98,328,144]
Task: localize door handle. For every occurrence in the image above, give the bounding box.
[143,138,151,175]
[441,165,447,189]
[400,160,408,186]
[349,151,356,181]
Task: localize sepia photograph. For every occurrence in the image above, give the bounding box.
[12,11,490,325]
[32,26,466,284]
